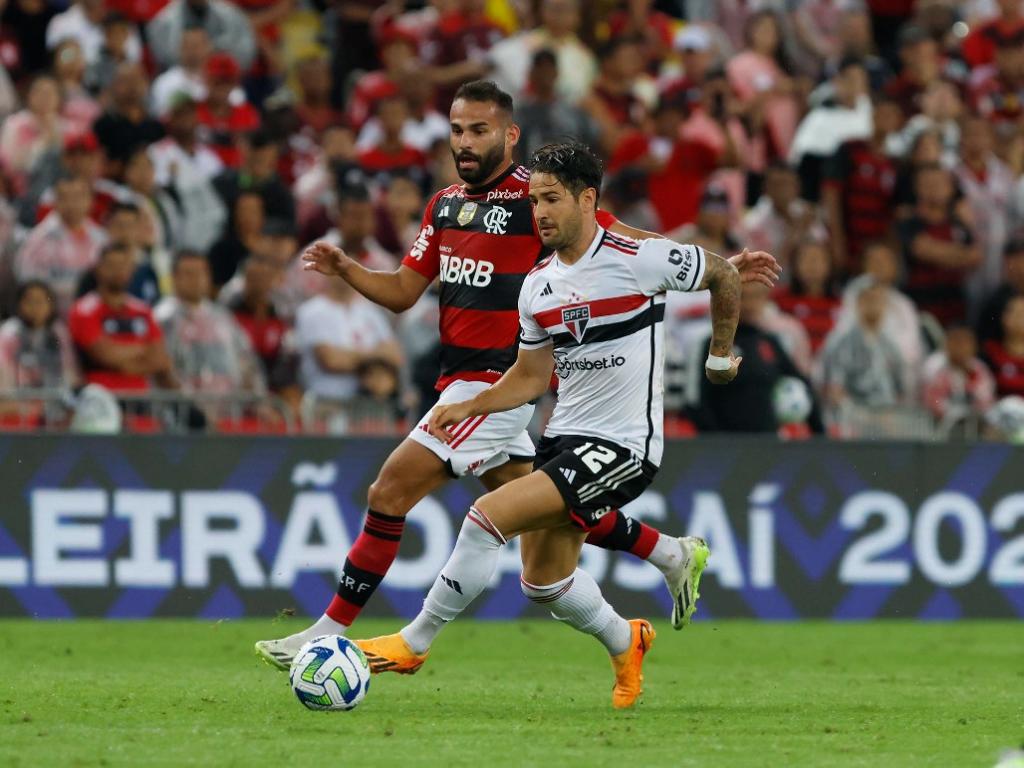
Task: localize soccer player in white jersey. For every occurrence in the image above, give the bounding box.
[355,142,745,708]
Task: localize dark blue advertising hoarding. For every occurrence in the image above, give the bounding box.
[0,435,1021,619]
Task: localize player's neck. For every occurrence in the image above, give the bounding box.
[555,219,599,266]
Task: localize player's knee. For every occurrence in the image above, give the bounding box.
[366,476,411,518]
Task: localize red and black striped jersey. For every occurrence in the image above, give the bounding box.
[402,162,617,389]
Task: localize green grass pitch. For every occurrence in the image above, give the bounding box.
[1,619,1020,767]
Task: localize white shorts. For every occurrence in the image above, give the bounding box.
[408,379,536,477]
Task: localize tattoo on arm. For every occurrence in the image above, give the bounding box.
[697,250,741,357]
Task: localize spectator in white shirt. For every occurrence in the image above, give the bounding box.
[789,57,872,198]
[820,279,909,409]
[487,0,597,104]
[150,26,211,118]
[154,250,265,395]
[147,0,256,72]
[147,95,226,252]
[954,115,1016,313]
[15,175,106,315]
[295,278,402,403]
[46,0,142,68]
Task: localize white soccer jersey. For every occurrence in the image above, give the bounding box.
[519,227,707,465]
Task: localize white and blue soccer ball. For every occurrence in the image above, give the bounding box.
[289,635,371,711]
[772,376,812,425]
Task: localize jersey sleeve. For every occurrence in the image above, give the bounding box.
[401,192,442,280]
[517,279,551,350]
[631,238,707,294]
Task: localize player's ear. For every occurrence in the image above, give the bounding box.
[581,186,597,213]
[506,121,521,147]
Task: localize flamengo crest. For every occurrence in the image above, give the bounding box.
[562,305,590,342]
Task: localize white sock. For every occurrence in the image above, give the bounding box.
[401,506,505,654]
[521,568,632,655]
[645,533,684,575]
[289,613,348,644]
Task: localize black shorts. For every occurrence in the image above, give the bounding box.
[534,434,658,531]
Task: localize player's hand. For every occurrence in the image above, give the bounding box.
[427,400,477,443]
[302,241,352,277]
[706,355,742,385]
[729,248,781,288]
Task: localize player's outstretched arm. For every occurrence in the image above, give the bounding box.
[697,250,742,385]
[302,242,431,313]
[427,345,555,443]
[608,220,781,287]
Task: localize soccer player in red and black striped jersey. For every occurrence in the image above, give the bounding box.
[255,81,779,669]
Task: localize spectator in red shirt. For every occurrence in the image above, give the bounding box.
[897,163,982,327]
[36,131,128,225]
[774,239,840,355]
[226,251,294,392]
[68,241,174,392]
[962,0,1024,69]
[983,295,1024,397]
[884,25,942,117]
[822,95,902,274]
[197,52,260,169]
[605,0,674,73]
[357,96,428,180]
[609,96,736,232]
[969,26,1024,127]
[293,54,345,138]
[423,0,504,110]
[659,25,714,114]
[922,324,996,426]
[346,29,419,130]
[582,35,650,156]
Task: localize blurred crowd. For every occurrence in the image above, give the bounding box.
[1,0,1024,439]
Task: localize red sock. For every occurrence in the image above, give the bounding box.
[584,510,661,560]
[325,510,405,627]
[583,512,617,546]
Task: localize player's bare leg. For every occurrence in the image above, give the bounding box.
[255,439,450,670]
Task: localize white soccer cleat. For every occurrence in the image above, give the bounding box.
[665,536,710,630]
[255,635,306,671]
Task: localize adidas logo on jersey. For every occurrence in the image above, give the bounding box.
[540,283,553,297]
[560,467,577,484]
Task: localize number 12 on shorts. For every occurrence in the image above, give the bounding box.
[573,442,618,473]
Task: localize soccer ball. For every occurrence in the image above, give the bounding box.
[772,376,812,425]
[289,635,371,711]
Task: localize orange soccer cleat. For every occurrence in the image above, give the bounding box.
[354,633,429,675]
[610,619,656,709]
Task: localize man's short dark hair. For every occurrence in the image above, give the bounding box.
[107,201,140,219]
[531,49,557,69]
[452,80,514,115]
[529,141,604,200]
[172,249,207,272]
[246,128,276,150]
[98,241,132,262]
